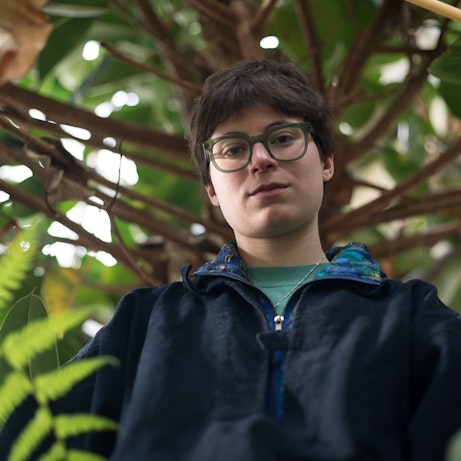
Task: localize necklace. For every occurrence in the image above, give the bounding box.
[273,254,326,331]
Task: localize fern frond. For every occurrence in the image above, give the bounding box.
[54,413,118,439]
[0,219,42,312]
[67,450,108,461]
[0,308,94,370]
[0,370,33,423]
[39,446,108,461]
[34,356,119,404]
[8,407,53,461]
[36,441,66,461]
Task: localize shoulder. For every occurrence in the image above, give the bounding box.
[387,278,461,350]
[76,282,188,359]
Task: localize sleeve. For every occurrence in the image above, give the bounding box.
[0,287,158,461]
[407,281,461,461]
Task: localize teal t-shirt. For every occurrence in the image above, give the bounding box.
[247,264,328,315]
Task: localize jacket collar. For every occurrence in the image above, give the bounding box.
[192,241,385,285]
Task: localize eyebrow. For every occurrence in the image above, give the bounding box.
[217,120,297,137]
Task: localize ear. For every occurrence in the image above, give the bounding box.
[205,184,220,206]
[322,156,334,182]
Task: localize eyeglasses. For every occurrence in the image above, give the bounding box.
[203,122,312,173]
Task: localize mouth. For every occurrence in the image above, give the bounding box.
[249,183,288,197]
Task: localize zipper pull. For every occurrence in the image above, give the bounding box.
[274,314,285,331]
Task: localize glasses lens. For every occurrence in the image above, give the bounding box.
[267,125,307,161]
[211,137,250,171]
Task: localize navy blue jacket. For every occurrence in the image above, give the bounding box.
[1,242,461,461]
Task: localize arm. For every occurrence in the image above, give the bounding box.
[407,282,461,461]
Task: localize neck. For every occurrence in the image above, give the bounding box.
[236,227,326,268]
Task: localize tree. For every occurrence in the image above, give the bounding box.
[1,0,461,323]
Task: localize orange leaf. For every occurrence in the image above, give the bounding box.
[0,0,52,85]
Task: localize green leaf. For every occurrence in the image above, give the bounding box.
[54,413,118,439]
[34,356,119,404]
[0,371,33,424]
[38,18,94,78]
[9,407,53,461]
[43,3,109,18]
[430,42,461,84]
[0,308,93,370]
[0,292,59,384]
[439,81,461,119]
[446,428,461,461]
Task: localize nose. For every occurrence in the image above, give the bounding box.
[249,141,277,174]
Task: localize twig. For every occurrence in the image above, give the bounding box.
[109,213,160,286]
[294,0,325,94]
[252,0,278,32]
[323,136,461,234]
[185,0,234,30]
[405,0,461,22]
[369,220,461,258]
[334,0,396,97]
[100,41,201,92]
[346,189,461,231]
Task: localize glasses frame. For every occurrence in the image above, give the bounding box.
[203,122,312,173]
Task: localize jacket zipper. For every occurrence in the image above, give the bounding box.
[274,314,285,331]
[195,272,380,419]
[272,276,382,332]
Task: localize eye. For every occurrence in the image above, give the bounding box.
[215,139,249,158]
[269,128,300,146]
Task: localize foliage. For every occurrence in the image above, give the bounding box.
[0,0,461,319]
[447,429,461,461]
[0,220,41,313]
[0,220,118,460]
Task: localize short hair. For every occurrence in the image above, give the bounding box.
[188,59,334,185]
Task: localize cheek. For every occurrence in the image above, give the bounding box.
[208,170,244,207]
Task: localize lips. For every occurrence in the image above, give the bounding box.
[249,183,288,196]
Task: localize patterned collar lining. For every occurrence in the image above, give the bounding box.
[193,241,385,285]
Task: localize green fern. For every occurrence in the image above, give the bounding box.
[34,356,119,405]
[0,371,33,423]
[66,451,108,461]
[0,219,42,312]
[0,221,119,460]
[54,414,118,439]
[36,441,66,461]
[37,445,108,461]
[8,407,54,461]
[1,307,97,371]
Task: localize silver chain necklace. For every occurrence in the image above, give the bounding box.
[273,254,326,330]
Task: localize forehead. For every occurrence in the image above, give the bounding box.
[210,105,303,138]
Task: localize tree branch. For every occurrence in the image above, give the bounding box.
[369,220,461,259]
[333,0,398,98]
[0,83,190,160]
[185,0,234,29]
[294,0,325,94]
[100,41,202,92]
[253,0,278,33]
[323,136,461,237]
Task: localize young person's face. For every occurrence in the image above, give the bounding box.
[205,105,334,243]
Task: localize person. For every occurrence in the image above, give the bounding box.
[1,59,461,461]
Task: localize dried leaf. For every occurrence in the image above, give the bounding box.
[0,0,52,85]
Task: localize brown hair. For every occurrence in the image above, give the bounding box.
[189,60,334,185]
